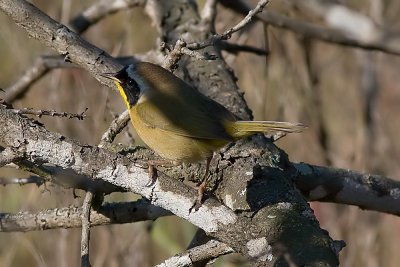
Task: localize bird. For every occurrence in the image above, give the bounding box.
[101,62,306,205]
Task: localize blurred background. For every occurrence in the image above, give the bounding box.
[1,0,400,266]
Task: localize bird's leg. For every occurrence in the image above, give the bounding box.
[197,156,212,204]
[147,160,179,181]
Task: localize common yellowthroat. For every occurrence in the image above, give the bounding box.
[101,62,305,203]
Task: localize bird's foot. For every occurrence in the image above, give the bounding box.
[189,180,207,212]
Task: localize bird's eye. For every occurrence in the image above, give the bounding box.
[127,79,135,88]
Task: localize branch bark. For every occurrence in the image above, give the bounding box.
[0,199,171,232]
[294,163,400,216]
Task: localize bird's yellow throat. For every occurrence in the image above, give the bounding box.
[115,81,131,109]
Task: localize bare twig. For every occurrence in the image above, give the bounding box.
[155,240,234,267]
[0,176,44,186]
[81,190,94,267]
[162,0,268,70]
[0,199,172,232]
[11,107,88,120]
[187,0,269,50]
[162,40,218,71]
[220,0,400,55]
[294,163,400,216]
[98,110,131,148]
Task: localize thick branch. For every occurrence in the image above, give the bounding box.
[294,163,400,216]
[0,199,171,232]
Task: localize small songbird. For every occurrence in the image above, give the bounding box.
[101,62,305,203]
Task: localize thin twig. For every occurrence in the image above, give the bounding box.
[187,0,269,50]
[162,0,268,70]
[98,110,130,148]
[81,190,94,267]
[11,107,88,120]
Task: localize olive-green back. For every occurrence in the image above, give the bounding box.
[134,63,237,141]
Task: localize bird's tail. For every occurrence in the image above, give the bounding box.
[225,120,307,140]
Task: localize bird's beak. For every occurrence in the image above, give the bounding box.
[100,73,121,83]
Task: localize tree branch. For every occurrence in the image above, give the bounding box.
[9,107,88,120]
[294,163,400,216]
[98,110,131,148]
[155,240,234,267]
[187,0,269,50]
[0,199,172,232]
[81,190,94,267]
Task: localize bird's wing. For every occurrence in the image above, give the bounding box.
[134,88,236,141]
